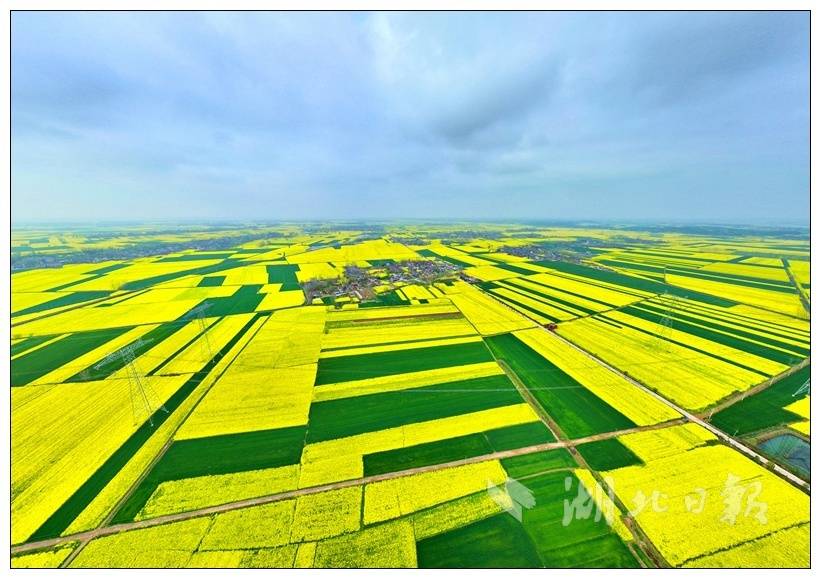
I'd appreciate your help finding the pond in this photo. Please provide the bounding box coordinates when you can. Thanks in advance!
[758,433,810,478]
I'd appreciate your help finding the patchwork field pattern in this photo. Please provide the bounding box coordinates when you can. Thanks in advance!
[11,224,810,568]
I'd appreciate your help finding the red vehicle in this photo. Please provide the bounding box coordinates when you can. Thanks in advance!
[546,323,558,332]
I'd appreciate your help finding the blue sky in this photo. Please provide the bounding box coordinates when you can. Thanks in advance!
[11,11,809,223]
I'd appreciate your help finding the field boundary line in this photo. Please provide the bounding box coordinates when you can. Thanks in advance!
[11,419,683,557]
[545,327,811,493]
[697,356,810,418]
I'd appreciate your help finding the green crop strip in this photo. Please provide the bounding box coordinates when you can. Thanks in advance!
[314,340,495,385]
[307,374,523,443]
[362,422,554,476]
[532,260,737,307]
[11,334,58,357]
[710,366,810,436]
[624,303,809,363]
[265,264,301,290]
[11,326,133,386]
[575,438,643,471]
[65,321,191,383]
[112,424,307,524]
[27,313,263,542]
[197,275,226,287]
[500,448,576,479]
[485,333,636,439]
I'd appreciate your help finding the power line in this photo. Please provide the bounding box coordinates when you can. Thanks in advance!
[94,338,168,427]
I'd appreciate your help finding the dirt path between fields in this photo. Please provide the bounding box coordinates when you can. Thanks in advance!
[12,419,683,558]
[696,357,810,419]
[546,328,811,493]
[782,258,811,315]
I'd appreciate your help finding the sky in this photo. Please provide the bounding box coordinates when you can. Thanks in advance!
[11,11,809,224]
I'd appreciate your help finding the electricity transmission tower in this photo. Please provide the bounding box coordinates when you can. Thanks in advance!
[654,293,686,351]
[793,378,810,398]
[95,338,168,426]
[186,303,214,359]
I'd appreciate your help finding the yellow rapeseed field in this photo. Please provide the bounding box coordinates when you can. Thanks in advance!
[12,375,189,544]
[443,283,535,335]
[608,444,809,566]
[514,328,682,425]
[559,317,766,410]
[363,460,507,524]
[312,361,503,402]
[136,465,301,520]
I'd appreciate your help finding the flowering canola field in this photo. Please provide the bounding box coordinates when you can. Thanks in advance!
[10,224,809,568]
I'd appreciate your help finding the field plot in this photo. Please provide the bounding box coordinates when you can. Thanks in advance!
[485,332,637,438]
[10,224,810,568]
[605,424,810,567]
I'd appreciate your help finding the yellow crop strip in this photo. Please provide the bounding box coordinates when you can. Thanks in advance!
[463,265,520,281]
[28,324,160,386]
[12,291,70,313]
[240,306,326,368]
[525,271,647,306]
[137,465,300,521]
[559,317,765,410]
[784,396,809,420]
[321,317,476,350]
[70,518,212,568]
[256,289,305,311]
[175,307,324,439]
[363,460,507,524]
[443,283,535,335]
[13,298,204,336]
[425,244,496,266]
[12,544,76,568]
[155,314,255,376]
[299,404,539,487]
[12,263,107,292]
[327,302,458,322]
[63,316,268,535]
[504,277,611,312]
[289,486,362,542]
[682,523,809,568]
[11,375,189,544]
[221,264,270,285]
[574,469,632,542]
[286,239,420,264]
[313,361,503,402]
[645,298,809,351]
[296,263,343,283]
[616,423,715,463]
[65,260,224,292]
[176,364,317,439]
[514,329,681,425]
[319,335,481,359]
[312,520,417,568]
[666,274,802,317]
[608,445,810,567]
[603,310,788,376]
[399,284,437,300]
[200,500,295,551]
[698,262,791,283]
[490,287,579,320]
[411,490,507,541]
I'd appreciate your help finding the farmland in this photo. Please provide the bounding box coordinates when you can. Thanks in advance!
[10,222,810,568]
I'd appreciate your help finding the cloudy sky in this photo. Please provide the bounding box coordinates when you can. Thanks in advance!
[11,11,809,223]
